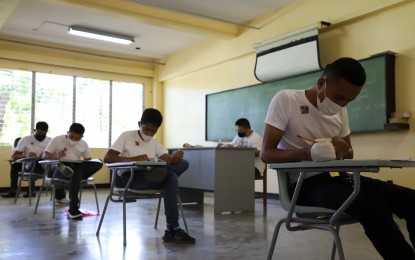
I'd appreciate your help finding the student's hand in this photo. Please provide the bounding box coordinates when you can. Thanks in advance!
[28,152,38,157]
[170,150,184,164]
[133,154,149,161]
[56,148,67,159]
[331,136,352,160]
[311,140,336,161]
[217,143,233,148]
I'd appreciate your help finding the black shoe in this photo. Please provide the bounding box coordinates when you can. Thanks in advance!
[68,209,83,220]
[162,228,196,244]
[23,192,36,198]
[1,191,17,198]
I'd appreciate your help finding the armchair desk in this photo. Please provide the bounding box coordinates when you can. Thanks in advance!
[269,159,415,225]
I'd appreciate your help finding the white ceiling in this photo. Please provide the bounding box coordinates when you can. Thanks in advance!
[0,0,294,59]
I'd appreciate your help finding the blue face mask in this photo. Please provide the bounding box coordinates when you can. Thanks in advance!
[317,80,343,116]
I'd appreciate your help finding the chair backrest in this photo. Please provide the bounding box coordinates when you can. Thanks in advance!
[13,137,21,148]
[277,171,336,216]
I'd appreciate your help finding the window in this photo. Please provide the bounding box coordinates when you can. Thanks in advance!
[35,73,74,138]
[0,68,144,148]
[76,77,110,147]
[0,69,32,146]
[111,81,144,143]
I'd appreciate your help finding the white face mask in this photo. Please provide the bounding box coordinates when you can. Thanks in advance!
[139,129,152,142]
[317,80,343,116]
[67,138,79,146]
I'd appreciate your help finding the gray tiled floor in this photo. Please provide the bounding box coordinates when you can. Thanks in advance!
[0,188,402,259]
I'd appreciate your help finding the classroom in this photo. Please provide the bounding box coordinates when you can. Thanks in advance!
[1,0,415,259]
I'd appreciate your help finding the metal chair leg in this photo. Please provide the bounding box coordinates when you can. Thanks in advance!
[34,181,45,215]
[79,186,83,208]
[123,198,127,246]
[267,218,286,260]
[327,226,345,260]
[330,226,341,260]
[154,197,162,229]
[178,195,188,233]
[14,178,23,204]
[91,183,100,213]
[28,180,33,206]
[52,186,56,219]
[96,194,111,237]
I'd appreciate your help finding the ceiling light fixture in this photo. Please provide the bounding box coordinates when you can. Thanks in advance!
[68,26,134,45]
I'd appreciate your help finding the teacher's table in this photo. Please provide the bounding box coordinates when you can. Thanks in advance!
[169,147,255,214]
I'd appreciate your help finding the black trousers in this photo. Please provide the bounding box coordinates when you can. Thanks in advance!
[9,162,43,191]
[54,161,103,210]
[296,172,415,260]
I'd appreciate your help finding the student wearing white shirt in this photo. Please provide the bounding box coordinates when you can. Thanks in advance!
[104,108,195,244]
[43,123,103,220]
[261,57,415,259]
[1,121,51,198]
[218,118,266,177]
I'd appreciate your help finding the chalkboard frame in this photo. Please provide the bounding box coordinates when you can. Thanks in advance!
[205,52,396,141]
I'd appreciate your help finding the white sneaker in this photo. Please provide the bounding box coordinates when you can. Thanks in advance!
[60,164,74,177]
[55,198,69,205]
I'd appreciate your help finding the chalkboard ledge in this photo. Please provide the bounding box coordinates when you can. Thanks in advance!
[383,123,410,131]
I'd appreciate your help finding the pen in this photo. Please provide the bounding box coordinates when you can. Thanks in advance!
[297,135,319,143]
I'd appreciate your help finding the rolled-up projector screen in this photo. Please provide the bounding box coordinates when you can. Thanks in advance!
[254,28,321,82]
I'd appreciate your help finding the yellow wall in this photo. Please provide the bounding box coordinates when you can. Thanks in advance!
[0,147,110,186]
[159,0,415,193]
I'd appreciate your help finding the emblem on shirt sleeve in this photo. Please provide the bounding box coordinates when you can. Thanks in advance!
[30,142,34,145]
[300,105,309,114]
[135,141,140,146]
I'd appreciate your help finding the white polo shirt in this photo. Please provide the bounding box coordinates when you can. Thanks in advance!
[16,134,52,157]
[231,131,266,174]
[44,135,91,160]
[265,89,350,183]
[110,130,167,159]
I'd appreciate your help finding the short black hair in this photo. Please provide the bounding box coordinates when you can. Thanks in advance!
[235,118,251,129]
[35,121,48,131]
[69,123,85,135]
[323,57,366,87]
[141,108,163,127]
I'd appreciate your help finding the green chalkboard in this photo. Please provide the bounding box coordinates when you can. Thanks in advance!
[206,53,396,141]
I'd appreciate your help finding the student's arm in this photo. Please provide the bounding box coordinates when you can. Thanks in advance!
[260,123,312,164]
[11,150,25,160]
[103,149,149,163]
[43,147,68,160]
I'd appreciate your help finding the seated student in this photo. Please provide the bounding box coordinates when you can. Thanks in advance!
[43,123,103,220]
[217,118,266,177]
[1,122,51,198]
[260,57,415,259]
[103,108,195,244]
